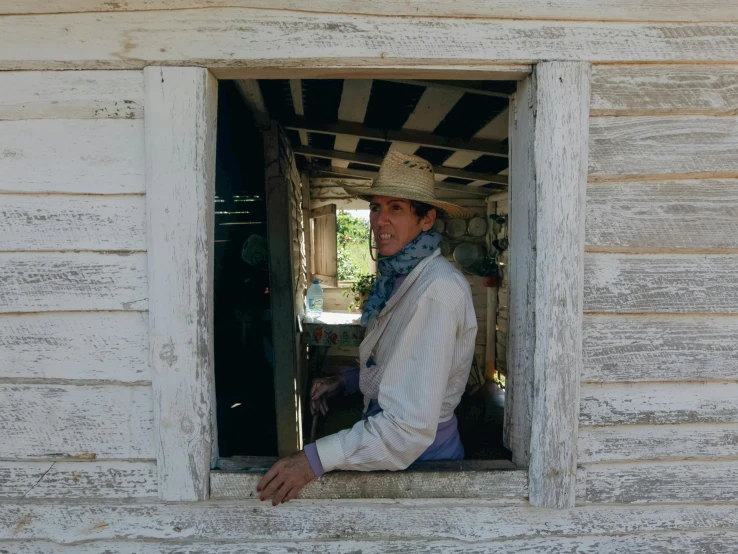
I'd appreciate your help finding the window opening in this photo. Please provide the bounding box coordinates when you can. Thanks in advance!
[213,77,514,463]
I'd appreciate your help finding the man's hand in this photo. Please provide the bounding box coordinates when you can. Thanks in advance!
[257,451,315,505]
[310,375,343,416]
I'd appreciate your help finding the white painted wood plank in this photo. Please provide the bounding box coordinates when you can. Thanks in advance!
[0,252,147,313]
[591,65,738,115]
[6,533,738,554]
[3,501,738,542]
[212,469,527,500]
[442,107,509,173]
[3,12,738,70]
[333,79,372,167]
[0,461,157,499]
[583,253,738,313]
[586,179,738,249]
[0,194,146,251]
[504,76,535,467]
[3,0,738,21]
[583,460,738,504]
[528,62,590,509]
[582,314,738,382]
[589,116,738,177]
[0,119,145,193]
[0,70,143,120]
[0,311,149,382]
[580,382,738,426]
[0,384,154,458]
[578,423,738,463]
[144,67,217,501]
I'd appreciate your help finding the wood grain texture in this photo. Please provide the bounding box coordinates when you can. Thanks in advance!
[211,469,528,500]
[583,253,738,313]
[586,179,738,249]
[144,67,217,501]
[0,70,143,120]
[582,460,738,503]
[0,384,154,458]
[0,252,147,313]
[528,62,590,509]
[0,119,145,193]
[4,0,738,21]
[580,382,738,426]
[0,311,149,381]
[2,11,738,70]
[582,314,738,382]
[578,423,738,463]
[3,501,738,542]
[591,65,738,115]
[0,461,157,499]
[0,194,146,251]
[504,74,535,466]
[589,116,738,177]
[5,533,738,554]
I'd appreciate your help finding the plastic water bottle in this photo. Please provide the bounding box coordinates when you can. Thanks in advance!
[306,280,324,319]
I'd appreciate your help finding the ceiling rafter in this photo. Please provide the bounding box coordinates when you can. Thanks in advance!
[284,116,507,158]
[332,79,373,169]
[234,80,270,129]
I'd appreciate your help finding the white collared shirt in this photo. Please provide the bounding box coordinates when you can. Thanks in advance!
[315,250,478,472]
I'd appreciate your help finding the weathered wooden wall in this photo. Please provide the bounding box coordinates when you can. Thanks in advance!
[0,70,157,500]
[578,64,738,505]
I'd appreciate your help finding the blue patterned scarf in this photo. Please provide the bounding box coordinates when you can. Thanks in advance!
[361,230,442,327]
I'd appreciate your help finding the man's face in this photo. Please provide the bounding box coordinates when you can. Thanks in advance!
[369,196,436,257]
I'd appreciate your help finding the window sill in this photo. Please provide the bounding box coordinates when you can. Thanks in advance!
[211,457,527,501]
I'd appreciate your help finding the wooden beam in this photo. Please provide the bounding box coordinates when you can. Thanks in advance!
[386,79,511,99]
[233,79,269,129]
[295,146,508,185]
[3,12,738,71]
[284,116,507,157]
[333,79,373,168]
[288,79,309,147]
[527,61,590,510]
[144,66,218,501]
[390,85,464,155]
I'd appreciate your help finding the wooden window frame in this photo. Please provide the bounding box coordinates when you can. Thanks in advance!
[145,63,589,508]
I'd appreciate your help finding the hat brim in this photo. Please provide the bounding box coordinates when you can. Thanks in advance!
[343,185,473,219]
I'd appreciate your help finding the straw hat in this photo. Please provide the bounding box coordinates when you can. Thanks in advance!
[343,151,472,219]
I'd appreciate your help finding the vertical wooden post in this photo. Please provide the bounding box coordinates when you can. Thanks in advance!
[144,67,218,501]
[528,61,590,509]
[265,123,303,456]
[505,73,537,467]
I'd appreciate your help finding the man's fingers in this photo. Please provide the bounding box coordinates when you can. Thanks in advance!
[272,483,288,506]
[282,485,300,504]
[320,398,328,416]
[256,463,281,494]
[259,465,285,499]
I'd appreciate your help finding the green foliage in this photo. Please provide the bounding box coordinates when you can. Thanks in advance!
[336,210,371,281]
[342,273,377,312]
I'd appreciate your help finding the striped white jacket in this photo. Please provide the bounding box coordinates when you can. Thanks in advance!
[315,249,477,472]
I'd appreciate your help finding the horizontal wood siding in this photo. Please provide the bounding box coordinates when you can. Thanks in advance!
[0,311,149,382]
[589,116,738,178]
[583,68,738,506]
[0,384,154,459]
[578,423,738,463]
[586,179,738,250]
[0,194,146,251]
[3,0,738,21]
[1,11,738,71]
[583,253,738,314]
[0,119,145,194]
[580,382,738,426]
[0,252,148,313]
[2,501,738,543]
[583,461,738,504]
[0,70,144,120]
[0,461,157,499]
[582,315,738,382]
[591,65,738,115]
[0,70,153,499]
